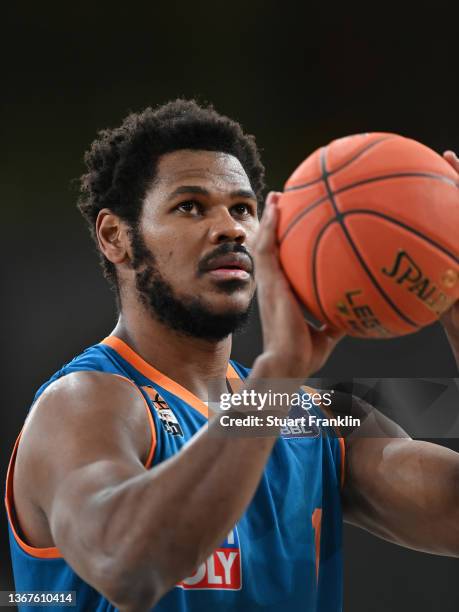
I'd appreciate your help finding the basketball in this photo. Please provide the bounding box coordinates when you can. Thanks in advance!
[277,133,459,338]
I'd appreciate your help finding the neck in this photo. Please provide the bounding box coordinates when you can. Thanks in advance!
[111,303,232,401]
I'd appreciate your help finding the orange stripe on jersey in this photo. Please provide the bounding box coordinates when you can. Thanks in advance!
[226,363,245,395]
[338,436,346,489]
[226,362,241,382]
[102,336,243,420]
[111,373,157,469]
[102,336,209,418]
[311,507,323,582]
[5,434,62,559]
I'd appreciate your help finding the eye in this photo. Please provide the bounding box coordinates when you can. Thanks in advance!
[232,203,254,217]
[176,200,202,214]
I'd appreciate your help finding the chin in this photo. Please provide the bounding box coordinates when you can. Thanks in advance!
[205,290,253,314]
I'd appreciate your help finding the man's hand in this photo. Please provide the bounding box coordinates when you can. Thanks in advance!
[254,192,344,379]
[441,151,459,366]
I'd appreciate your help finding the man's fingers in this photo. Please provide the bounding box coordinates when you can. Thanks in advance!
[440,299,459,330]
[265,191,281,208]
[310,326,344,350]
[443,150,459,173]
[255,191,284,274]
[256,196,277,252]
[326,328,346,345]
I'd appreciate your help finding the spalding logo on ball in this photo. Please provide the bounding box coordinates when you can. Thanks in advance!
[277,133,459,338]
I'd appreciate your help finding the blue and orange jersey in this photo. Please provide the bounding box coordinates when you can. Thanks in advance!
[6,336,344,611]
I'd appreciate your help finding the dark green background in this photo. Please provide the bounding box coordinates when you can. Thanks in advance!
[2,2,458,610]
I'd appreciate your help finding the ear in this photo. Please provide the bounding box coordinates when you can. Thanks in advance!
[96,209,131,265]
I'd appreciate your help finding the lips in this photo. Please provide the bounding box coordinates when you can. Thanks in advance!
[203,253,252,274]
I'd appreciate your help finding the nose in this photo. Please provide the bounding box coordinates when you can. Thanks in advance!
[208,208,247,245]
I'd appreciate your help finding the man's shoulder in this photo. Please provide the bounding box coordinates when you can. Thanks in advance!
[21,342,149,446]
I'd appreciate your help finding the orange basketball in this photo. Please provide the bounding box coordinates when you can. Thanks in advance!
[277,133,459,338]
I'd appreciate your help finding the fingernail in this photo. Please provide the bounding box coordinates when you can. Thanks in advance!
[266,192,275,206]
[271,192,281,206]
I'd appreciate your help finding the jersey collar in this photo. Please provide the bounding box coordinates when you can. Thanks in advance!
[101,335,242,419]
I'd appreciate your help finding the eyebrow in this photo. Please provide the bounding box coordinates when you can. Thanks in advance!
[167,185,257,201]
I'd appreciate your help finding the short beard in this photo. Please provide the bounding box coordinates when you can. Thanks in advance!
[130,228,253,341]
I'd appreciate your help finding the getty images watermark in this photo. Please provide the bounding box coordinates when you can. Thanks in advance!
[207,380,362,438]
[218,389,359,429]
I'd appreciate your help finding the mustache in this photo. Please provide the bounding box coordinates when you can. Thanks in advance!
[198,243,254,276]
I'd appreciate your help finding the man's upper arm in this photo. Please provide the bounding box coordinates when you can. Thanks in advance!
[12,371,154,574]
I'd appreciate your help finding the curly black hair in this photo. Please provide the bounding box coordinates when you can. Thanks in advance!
[78,99,265,289]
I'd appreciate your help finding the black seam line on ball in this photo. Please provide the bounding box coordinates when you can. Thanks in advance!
[334,171,458,194]
[320,147,419,328]
[279,194,330,243]
[280,171,459,245]
[341,210,459,264]
[311,217,340,326]
[284,135,394,192]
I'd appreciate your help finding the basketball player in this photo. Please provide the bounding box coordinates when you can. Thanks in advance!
[6,100,459,612]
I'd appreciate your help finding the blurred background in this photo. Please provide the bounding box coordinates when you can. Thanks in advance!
[2,1,458,610]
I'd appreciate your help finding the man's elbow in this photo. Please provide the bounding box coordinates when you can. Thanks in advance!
[53,518,167,609]
[97,543,209,609]
[93,556,164,611]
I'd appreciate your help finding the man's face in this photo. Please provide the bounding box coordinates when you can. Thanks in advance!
[130,150,260,340]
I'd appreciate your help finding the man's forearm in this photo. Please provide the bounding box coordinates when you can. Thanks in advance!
[82,356,303,610]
